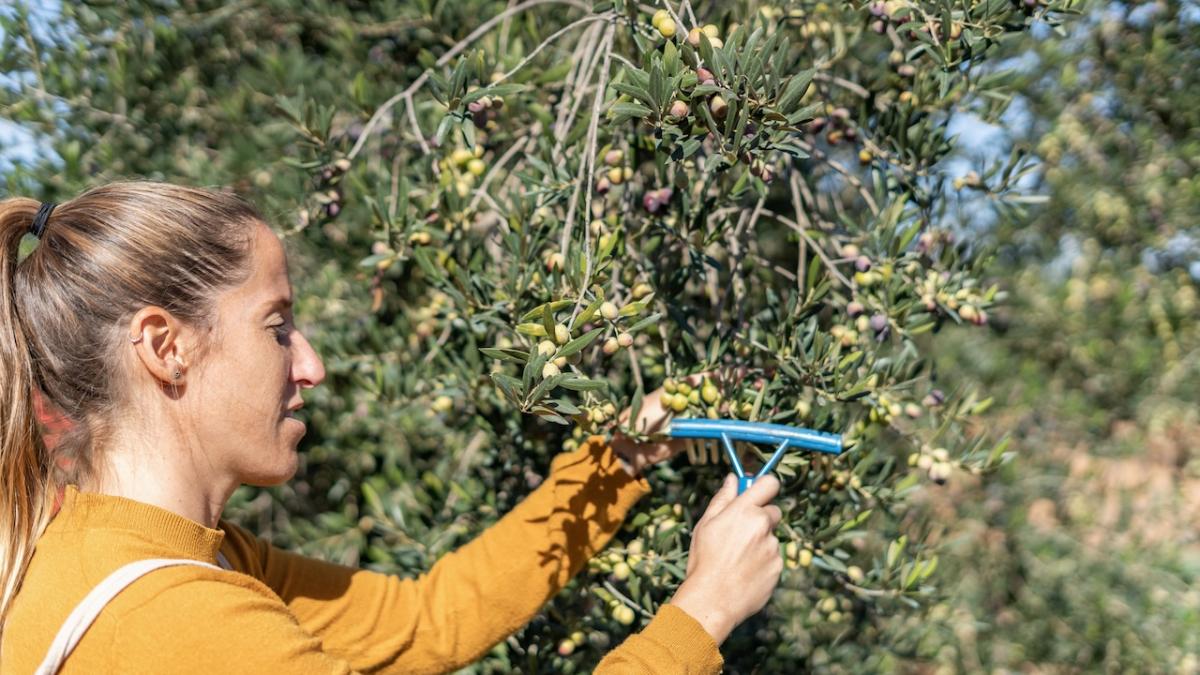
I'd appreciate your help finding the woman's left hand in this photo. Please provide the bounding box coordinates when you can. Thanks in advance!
[609,373,709,476]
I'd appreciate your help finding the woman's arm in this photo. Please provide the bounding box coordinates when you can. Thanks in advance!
[219,435,655,675]
[593,473,786,675]
[593,604,724,673]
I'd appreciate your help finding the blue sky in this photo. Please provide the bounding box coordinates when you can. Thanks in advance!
[0,0,63,175]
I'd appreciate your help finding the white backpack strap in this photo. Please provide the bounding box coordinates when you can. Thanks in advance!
[34,557,224,675]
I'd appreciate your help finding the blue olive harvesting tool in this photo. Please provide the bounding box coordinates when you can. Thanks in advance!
[669,419,844,494]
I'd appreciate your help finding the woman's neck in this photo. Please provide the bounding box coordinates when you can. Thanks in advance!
[84,435,235,529]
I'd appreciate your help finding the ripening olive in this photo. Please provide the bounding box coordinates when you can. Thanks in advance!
[602,337,620,355]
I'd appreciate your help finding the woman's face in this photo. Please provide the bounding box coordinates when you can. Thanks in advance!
[190,221,325,487]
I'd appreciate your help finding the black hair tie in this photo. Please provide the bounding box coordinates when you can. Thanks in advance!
[29,202,56,239]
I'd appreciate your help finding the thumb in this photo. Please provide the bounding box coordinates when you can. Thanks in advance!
[738,473,781,507]
[699,474,738,524]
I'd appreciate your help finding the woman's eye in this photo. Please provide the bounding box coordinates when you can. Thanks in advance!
[271,323,290,342]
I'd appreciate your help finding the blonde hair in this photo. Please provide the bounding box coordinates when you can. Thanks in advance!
[0,180,261,633]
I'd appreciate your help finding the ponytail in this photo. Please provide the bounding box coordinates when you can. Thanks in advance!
[0,198,53,634]
[0,182,260,636]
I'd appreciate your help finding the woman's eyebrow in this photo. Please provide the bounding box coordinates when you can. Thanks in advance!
[260,296,294,313]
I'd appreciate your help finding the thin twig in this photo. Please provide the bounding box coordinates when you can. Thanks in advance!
[608,52,637,70]
[679,0,698,27]
[388,151,404,223]
[402,93,432,157]
[769,212,851,289]
[751,253,797,282]
[498,0,519,56]
[441,430,489,515]
[788,173,849,286]
[553,23,607,152]
[564,24,617,323]
[468,133,533,212]
[794,140,880,215]
[340,16,432,37]
[712,200,758,333]
[792,170,831,230]
[657,0,695,34]
[348,0,590,161]
[814,72,873,101]
[734,196,767,328]
[602,580,655,618]
[626,344,645,393]
[494,14,611,85]
[552,24,599,140]
[798,225,808,293]
[422,322,455,365]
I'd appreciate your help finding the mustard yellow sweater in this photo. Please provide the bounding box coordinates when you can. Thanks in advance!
[1,437,723,673]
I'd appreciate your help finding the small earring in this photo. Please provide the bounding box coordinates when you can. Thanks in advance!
[130,335,143,344]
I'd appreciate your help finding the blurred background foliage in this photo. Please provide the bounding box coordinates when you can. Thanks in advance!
[2,0,1197,672]
[918,1,1200,671]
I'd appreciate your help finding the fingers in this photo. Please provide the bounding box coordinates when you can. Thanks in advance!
[738,474,781,507]
[661,437,688,460]
[617,388,658,427]
[619,388,677,435]
[762,504,782,529]
[698,474,738,524]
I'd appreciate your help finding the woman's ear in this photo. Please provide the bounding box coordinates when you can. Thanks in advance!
[127,306,190,384]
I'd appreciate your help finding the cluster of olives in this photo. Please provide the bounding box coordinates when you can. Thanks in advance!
[907,445,954,484]
[594,148,634,194]
[437,145,487,200]
[408,290,453,346]
[646,10,724,45]
[660,377,723,417]
[812,592,857,625]
[914,268,990,325]
[867,392,922,425]
[587,512,684,628]
[465,90,504,131]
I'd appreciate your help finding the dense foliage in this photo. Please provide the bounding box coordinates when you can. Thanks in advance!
[1,1,1151,672]
[914,1,1200,671]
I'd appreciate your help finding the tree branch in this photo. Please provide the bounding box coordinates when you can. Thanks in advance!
[348,0,591,161]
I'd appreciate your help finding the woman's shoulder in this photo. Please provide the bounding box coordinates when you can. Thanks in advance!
[3,541,291,674]
[102,563,339,672]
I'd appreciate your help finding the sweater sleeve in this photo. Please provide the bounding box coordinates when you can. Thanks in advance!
[218,435,653,674]
[594,604,725,674]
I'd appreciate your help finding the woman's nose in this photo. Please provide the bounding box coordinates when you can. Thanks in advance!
[292,331,326,388]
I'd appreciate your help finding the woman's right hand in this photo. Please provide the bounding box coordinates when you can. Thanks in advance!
[667,474,784,644]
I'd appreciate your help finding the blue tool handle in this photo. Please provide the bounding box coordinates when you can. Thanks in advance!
[734,439,789,494]
[737,476,755,495]
[667,418,845,495]
[669,418,843,455]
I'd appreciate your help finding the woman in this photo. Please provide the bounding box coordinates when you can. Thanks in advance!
[0,182,784,673]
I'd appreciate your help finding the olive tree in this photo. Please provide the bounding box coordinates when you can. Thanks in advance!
[1,0,1075,670]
